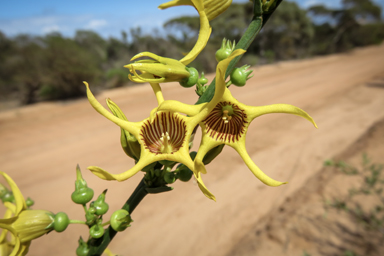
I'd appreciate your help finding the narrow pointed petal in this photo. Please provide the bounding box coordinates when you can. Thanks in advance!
[232,144,287,187]
[194,138,221,174]
[158,0,192,9]
[204,0,232,20]
[84,82,140,137]
[248,104,318,128]
[0,172,26,215]
[130,63,190,78]
[195,172,216,201]
[157,100,207,117]
[88,158,150,181]
[130,51,162,62]
[129,68,166,83]
[0,208,13,242]
[180,3,211,65]
[150,83,164,104]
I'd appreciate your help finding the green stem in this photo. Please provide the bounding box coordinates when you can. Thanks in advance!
[83,204,88,214]
[101,221,110,227]
[86,178,148,256]
[69,220,87,225]
[196,0,283,105]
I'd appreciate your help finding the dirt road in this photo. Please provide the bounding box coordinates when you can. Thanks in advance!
[1,44,384,256]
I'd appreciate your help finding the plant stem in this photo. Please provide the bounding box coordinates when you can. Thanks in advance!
[86,178,148,256]
[69,220,87,225]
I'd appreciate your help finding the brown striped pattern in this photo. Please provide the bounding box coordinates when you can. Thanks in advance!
[204,101,247,143]
[140,112,186,154]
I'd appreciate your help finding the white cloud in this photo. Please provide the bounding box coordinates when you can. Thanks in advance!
[85,19,107,29]
[42,24,60,34]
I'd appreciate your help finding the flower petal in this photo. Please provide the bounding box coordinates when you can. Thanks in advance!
[84,82,141,137]
[180,1,211,65]
[194,137,221,174]
[88,158,152,181]
[232,144,287,187]
[158,0,193,10]
[0,172,26,215]
[194,172,216,201]
[248,104,318,128]
[130,51,161,62]
[157,100,207,117]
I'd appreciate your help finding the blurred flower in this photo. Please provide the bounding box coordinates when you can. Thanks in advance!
[124,52,190,84]
[159,0,232,21]
[155,52,318,200]
[0,172,55,256]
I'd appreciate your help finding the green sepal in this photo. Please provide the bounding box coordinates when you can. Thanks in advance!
[215,38,236,62]
[71,165,94,205]
[93,189,109,216]
[89,220,105,239]
[110,209,133,232]
[230,65,254,87]
[76,236,90,256]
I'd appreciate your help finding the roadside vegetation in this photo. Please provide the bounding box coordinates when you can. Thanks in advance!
[0,0,383,105]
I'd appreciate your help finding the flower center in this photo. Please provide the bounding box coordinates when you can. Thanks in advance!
[141,112,186,154]
[204,101,247,143]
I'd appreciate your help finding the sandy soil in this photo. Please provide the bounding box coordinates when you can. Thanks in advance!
[1,44,384,256]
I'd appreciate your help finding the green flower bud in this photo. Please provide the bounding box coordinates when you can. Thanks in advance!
[76,237,90,256]
[230,65,254,87]
[203,144,225,165]
[0,183,8,198]
[179,67,199,88]
[1,191,14,203]
[85,210,97,226]
[142,162,157,172]
[89,220,104,239]
[25,197,34,207]
[177,166,193,182]
[107,99,141,160]
[159,159,175,167]
[93,190,109,216]
[164,172,176,184]
[198,72,208,86]
[110,209,132,232]
[71,165,94,205]
[53,212,70,232]
[215,38,235,62]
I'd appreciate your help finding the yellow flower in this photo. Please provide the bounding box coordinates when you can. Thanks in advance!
[161,0,212,65]
[0,172,54,256]
[159,0,232,21]
[155,61,317,201]
[124,52,190,84]
[84,50,245,201]
[125,0,213,84]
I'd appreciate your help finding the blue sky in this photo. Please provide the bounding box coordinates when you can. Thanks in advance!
[0,0,383,38]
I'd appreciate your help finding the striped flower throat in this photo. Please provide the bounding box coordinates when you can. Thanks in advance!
[204,101,247,143]
[141,112,186,154]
